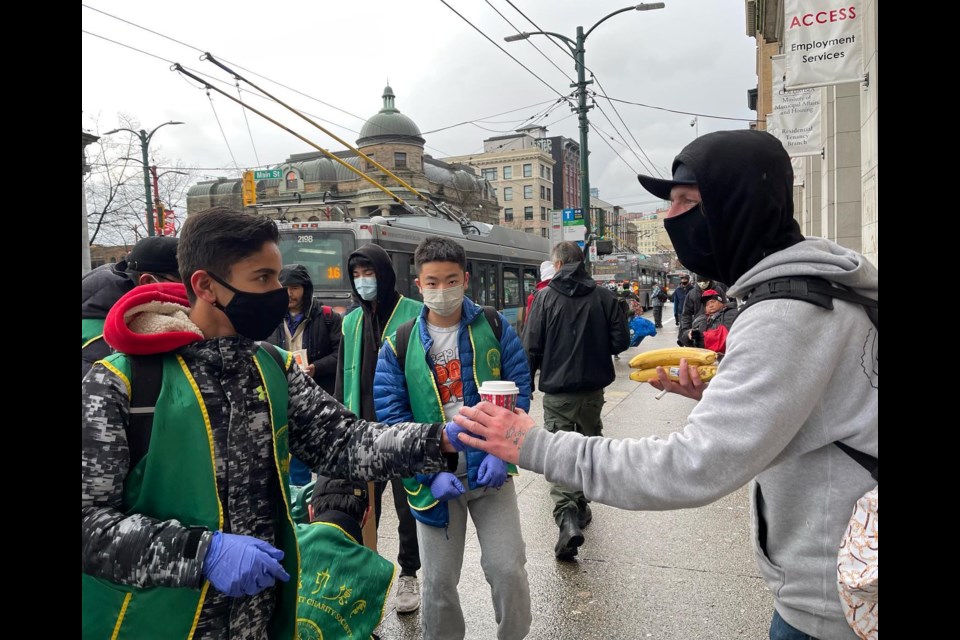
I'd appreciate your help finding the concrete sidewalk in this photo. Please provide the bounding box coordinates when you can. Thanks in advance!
[376,304,771,639]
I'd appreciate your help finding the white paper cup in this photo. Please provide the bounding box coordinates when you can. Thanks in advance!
[479,380,519,411]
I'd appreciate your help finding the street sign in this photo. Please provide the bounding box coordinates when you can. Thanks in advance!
[562,208,585,226]
[588,244,598,262]
[254,169,282,180]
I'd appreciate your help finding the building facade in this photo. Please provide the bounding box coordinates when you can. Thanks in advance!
[187,86,500,224]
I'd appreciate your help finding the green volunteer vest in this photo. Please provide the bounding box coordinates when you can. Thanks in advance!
[82,318,106,349]
[341,296,422,414]
[392,313,516,512]
[294,521,396,640]
[82,347,299,640]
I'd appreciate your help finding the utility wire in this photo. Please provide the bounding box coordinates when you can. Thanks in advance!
[205,89,240,170]
[437,0,567,99]
[589,122,639,175]
[482,0,573,84]
[235,79,261,166]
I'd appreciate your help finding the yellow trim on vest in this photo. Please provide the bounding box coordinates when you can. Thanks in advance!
[189,582,212,639]
[381,295,408,341]
[468,325,482,392]
[82,334,103,350]
[253,353,302,590]
[385,335,396,355]
[408,497,440,511]
[310,520,360,545]
[404,483,425,496]
[175,356,224,530]
[100,359,131,398]
[109,592,133,640]
[378,564,399,628]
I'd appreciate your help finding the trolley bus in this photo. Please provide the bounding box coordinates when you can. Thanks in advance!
[592,253,668,309]
[276,214,550,330]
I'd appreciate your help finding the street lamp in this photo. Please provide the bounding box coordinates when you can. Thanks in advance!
[104,121,184,236]
[505,3,665,269]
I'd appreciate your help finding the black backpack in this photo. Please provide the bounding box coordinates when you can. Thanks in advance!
[393,306,502,371]
[125,342,286,469]
[739,276,877,480]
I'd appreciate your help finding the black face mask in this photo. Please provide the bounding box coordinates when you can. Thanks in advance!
[208,272,289,341]
[664,204,722,282]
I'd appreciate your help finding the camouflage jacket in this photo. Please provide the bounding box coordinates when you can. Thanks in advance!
[81,336,445,639]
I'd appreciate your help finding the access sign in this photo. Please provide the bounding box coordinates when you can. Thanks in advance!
[254,169,282,180]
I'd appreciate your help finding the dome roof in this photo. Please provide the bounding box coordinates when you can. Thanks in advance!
[357,85,425,147]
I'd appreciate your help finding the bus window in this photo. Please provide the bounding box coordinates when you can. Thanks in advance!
[523,268,538,298]
[392,252,418,301]
[474,262,499,308]
[503,267,521,307]
[278,230,356,290]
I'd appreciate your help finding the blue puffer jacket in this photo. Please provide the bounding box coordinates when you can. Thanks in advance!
[374,297,531,527]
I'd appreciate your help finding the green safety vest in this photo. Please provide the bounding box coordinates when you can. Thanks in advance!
[389,313,516,513]
[341,296,422,414]
[82,318,106,350]
[82,347,299,640]
[294,521,396,640]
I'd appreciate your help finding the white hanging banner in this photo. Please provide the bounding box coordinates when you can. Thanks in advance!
[783,0,863,90]
[791,157,805,186]
[771,55,822,157]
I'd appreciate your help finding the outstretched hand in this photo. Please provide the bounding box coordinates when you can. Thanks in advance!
[647,358,707,401]
[452,402,536,465]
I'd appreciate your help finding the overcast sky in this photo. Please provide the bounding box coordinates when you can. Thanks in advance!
[82,0,757,212]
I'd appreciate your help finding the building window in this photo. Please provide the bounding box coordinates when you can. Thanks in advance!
[540,206,547,221]
[524,206,533,220]
[524,227,534,233]
[503,187,513,201]
[546,187,552,201]
[540,185,546,199]
[504,207,514,221]
[503,165,513,179]
[541,228,550,238]
[365,155,375,171]
[541,164,548,178]
[394,152,407,168]
[523,185,533,199]
[482,167,497,181]
[523,163,532,178]
[285,171,299,190]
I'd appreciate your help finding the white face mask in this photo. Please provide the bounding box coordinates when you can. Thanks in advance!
[353,277,378,301]
[698,280,711,290]
[421,285,464,317]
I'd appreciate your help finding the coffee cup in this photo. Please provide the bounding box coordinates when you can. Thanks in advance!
[478,380,519,411]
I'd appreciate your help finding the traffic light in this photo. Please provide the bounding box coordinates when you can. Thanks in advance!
[242,171,257,207]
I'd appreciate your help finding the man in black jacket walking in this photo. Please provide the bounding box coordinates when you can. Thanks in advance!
[524,241,629,559]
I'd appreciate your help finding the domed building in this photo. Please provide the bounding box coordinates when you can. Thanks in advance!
[187,86,499,224]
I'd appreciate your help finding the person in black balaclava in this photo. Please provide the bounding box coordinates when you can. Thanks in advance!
[450,131,878,640]
[334,243,425,614]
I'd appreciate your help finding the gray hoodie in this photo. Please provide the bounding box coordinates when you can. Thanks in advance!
[520,238,877,639]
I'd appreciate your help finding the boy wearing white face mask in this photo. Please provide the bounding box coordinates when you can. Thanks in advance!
[334,243,425,612]
[373,236,532,640]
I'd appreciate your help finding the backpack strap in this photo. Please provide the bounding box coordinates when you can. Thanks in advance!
[741,276,877,329]
[127,355,164,469]
[395,307,502,371]
[321,305,334,328]
[257,341,287,371]
[835,442,878,482]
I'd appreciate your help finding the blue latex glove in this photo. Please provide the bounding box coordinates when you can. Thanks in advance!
[202,531,291,597]
[444,421,479,453]
[477,454,508,489]
[430,472,465,501]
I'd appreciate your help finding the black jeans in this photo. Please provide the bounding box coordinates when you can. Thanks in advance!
[652,306,663,327]
[374,477,421,576]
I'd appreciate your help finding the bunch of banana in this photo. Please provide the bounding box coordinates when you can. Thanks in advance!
[628,347,718,383]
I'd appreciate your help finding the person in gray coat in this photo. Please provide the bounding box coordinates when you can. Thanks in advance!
[452,130,878,640]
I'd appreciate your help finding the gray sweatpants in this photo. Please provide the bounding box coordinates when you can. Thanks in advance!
[417,478,531,640]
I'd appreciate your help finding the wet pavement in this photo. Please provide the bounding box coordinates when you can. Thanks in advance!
[374,307,771,639]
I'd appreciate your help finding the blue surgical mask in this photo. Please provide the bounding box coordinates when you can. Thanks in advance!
[354,277,378,301]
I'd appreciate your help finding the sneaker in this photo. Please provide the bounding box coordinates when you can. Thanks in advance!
[394,575,420,614]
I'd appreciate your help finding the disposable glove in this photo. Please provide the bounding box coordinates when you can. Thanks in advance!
[430,472,465,502]
[202,531,290,597]
[444,421,479,453]
[477,454,508,489]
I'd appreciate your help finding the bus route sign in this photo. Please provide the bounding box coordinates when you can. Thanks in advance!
[254,169,282,180]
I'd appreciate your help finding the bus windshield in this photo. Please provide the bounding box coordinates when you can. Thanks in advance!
[277,229,356,291]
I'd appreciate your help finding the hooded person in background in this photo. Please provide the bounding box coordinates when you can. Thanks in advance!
[267,264,343,486]
[453,130,878,640]
[82,236,181,378]
[678,275,728,344]
[525,259,556,318]
[671,275,693,331]
[334,243,425,613]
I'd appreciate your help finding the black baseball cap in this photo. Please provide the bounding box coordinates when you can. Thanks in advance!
[637,163,698,201]
[124,236,179,274]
